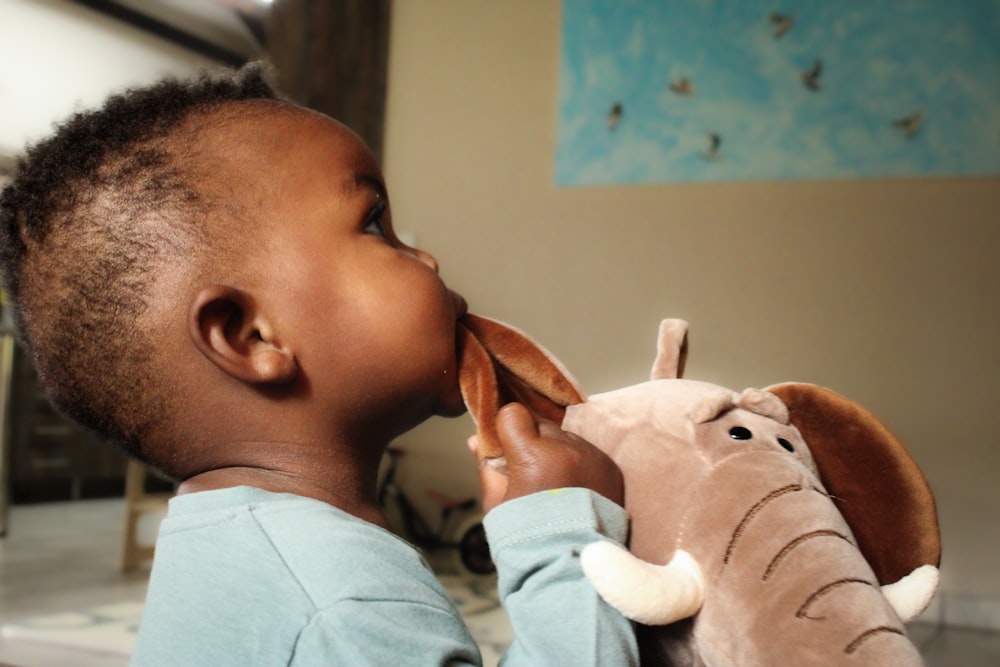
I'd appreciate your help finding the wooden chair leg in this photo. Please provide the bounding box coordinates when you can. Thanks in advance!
[119,460,172,572]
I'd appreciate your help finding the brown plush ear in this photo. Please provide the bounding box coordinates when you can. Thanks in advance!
[457,314,585,459]
[767,382,941,585]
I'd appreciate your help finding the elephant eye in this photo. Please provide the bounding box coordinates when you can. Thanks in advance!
[777,437,795,452]
[729,426,752,440]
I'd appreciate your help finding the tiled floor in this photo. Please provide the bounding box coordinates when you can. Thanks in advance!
[0,499,997,666]
[0,499,146,667]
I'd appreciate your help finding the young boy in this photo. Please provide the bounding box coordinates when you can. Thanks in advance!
[0,64,637,665]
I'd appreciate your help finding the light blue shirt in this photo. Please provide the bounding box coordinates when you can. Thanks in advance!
[131,486,637,666]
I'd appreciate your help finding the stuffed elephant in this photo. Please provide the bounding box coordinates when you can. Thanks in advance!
[457,315,941,667]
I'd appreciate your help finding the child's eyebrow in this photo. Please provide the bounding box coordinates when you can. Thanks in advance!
[352,173,387,200]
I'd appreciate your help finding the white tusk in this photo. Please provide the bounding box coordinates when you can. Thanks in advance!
[581,541,704,625]
[882,564,940,623]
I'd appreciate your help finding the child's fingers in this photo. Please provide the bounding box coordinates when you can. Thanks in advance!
[495,403,541,453]
[468,435,508,514]
[495,402,556,475]
[493,401,625,505]
[495,402,573,499]
[477,462,508,515]
[497,402,578,452]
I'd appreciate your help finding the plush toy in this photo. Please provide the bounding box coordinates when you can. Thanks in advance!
[457,314,940,666]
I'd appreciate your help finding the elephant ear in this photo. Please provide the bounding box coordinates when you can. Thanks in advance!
[457,314,586,459]
[767,382,940,586]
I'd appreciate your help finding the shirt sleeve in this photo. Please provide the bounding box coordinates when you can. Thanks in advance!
[484,488,639,666]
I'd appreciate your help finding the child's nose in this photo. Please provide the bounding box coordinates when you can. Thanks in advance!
[411,247,439,273]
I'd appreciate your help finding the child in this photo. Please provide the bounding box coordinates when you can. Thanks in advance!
[0,64,637,665]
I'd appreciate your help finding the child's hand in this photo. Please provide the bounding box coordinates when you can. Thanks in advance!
[469,402,624,514]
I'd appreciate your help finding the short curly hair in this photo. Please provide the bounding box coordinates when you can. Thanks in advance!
[0,62,280,467]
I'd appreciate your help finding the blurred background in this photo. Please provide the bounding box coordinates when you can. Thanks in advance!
[0,1,997,665]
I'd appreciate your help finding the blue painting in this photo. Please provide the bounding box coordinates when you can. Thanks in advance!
[555,0,1000,185]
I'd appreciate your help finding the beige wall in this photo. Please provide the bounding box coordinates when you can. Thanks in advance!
[383,1,1000,607]
[0,0,219,155]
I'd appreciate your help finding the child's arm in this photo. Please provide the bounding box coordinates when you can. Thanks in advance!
[473,403,639,665]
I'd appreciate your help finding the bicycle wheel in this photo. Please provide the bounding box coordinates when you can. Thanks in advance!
[453,516,495,576]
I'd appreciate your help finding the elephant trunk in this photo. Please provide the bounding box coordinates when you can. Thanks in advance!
[674,453,924,666]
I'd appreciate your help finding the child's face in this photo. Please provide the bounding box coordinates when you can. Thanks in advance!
[211,103,467,437]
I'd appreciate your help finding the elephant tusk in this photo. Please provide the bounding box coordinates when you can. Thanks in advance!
[581,541,704,625]
[882,564,940,623]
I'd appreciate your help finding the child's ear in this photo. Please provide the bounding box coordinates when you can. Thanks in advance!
[189,285,298,385]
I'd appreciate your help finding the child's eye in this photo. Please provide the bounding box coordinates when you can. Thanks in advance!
[362,197,388,238]
[362,215,386,238]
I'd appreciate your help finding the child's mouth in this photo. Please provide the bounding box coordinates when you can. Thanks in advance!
[450,291,468,318]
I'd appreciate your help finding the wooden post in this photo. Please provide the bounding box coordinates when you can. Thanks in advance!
[266,0,392,161]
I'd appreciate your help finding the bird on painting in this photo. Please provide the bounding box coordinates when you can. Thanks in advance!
[892,110,924,139]
[801,59,823,91]
[669,77,695,96]
[703,132,722,161]
[607,102,623,130]
[769,12,795,38]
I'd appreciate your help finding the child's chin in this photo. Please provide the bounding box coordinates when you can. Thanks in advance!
[434,392,468,419]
